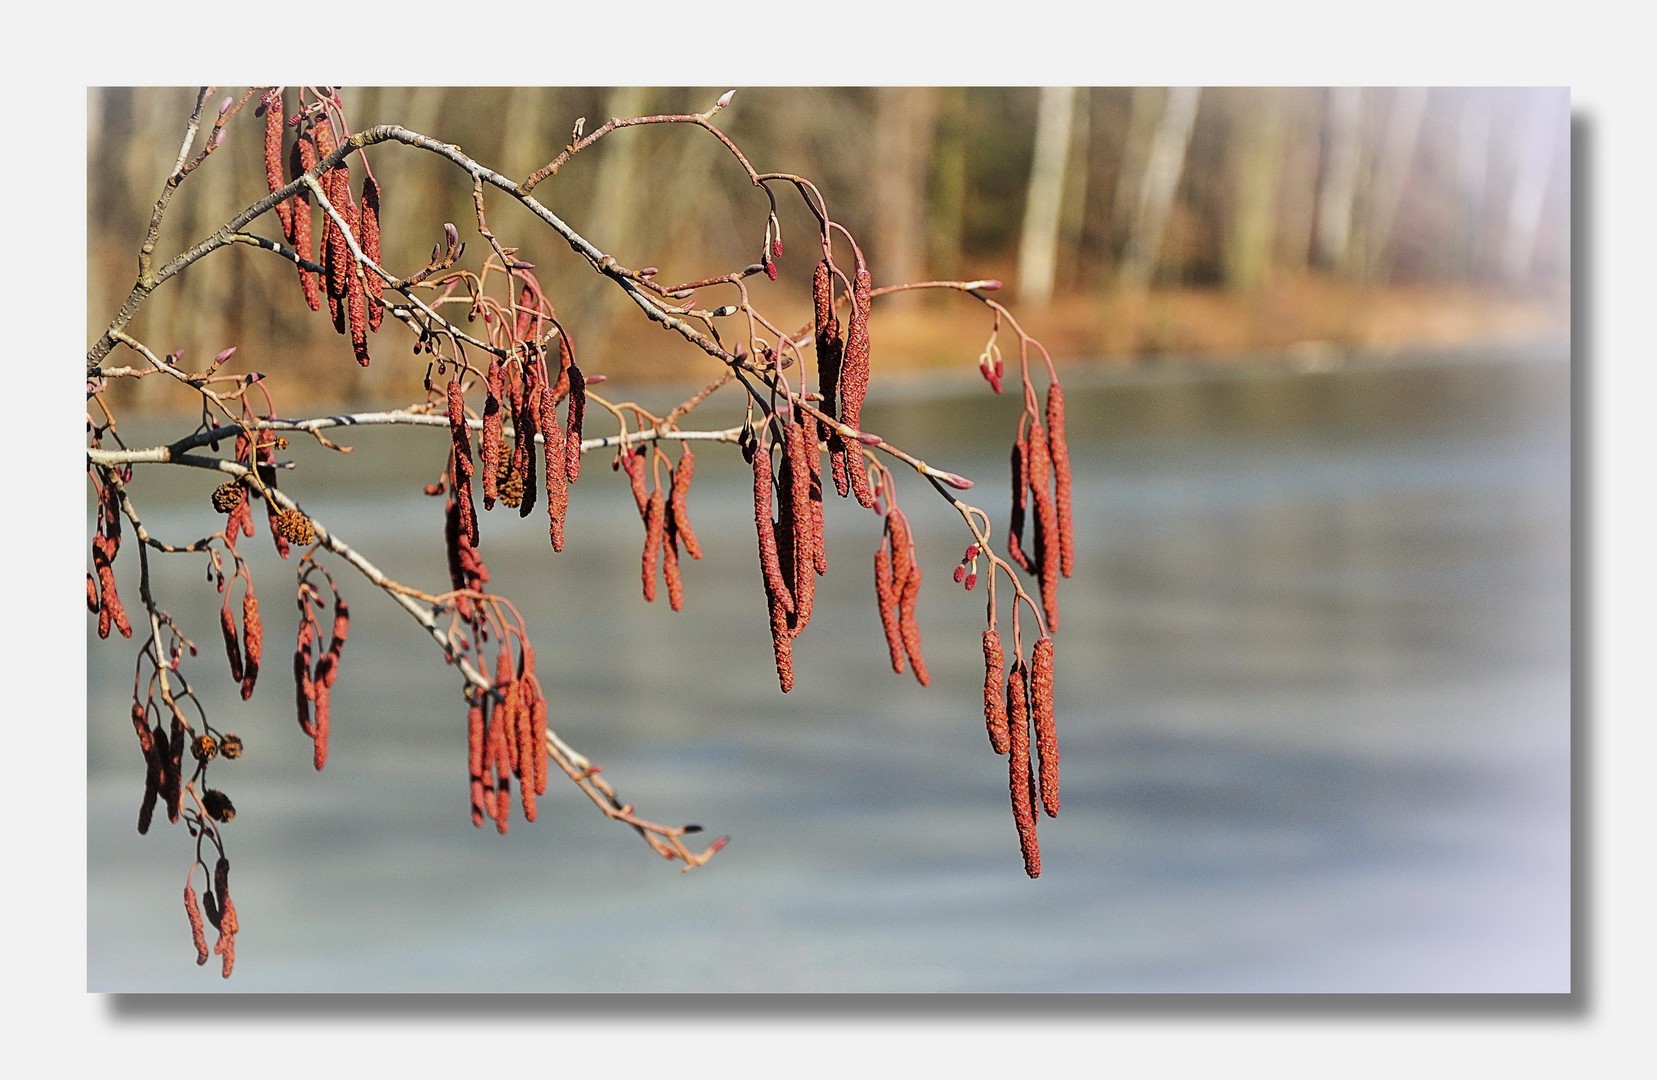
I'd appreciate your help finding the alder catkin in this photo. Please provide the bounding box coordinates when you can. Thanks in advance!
[1029,636,1059,817]
[468,697,486,828]
[1006,662,1041,878]
[1008,436,1034,574]
[1027,420,1060,631]
[812,259,843,441]
[841,267,876,507]
[1045,383,1074,578]
[784,419,815,630]
[360,173,384,331]
[642,488,665,602]
[982,629,1009,755]
[753,437,794,616]
[262,90,292,238]
[482,360,505,508]
[537,380,568,551]
[564,363,586,483]
[220,601,244,684]
[239,587,262,701]
[668,447,702,559]
[874,547,905,675]
[290,121,321,311]
[184,885,210,966]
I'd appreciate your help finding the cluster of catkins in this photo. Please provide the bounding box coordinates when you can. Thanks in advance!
[262,87,383,366]
[183,854,240,979]
[293,564,349,771]
[468,634,551,833]
[88,467,131,640]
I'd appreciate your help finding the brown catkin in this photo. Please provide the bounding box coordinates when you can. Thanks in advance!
[1030,636,1059,817]
[185,885,210,966]
[290,121,320,311]
[768,581,795,693]
[262,90,291,237]
[346,210,371,366]
[1027,421,1060,631]
[841,267,876,507]
[482,359,505,508]
[564,364,586,483]
[165,720,185,824]
[360,173,384,331]
[668,447,701,559]
[214,856,231,911]
[536,381,569,551]
[1046,383,1074,578]
[313,117,349,302]
[983,629,1009,755]
[138,721,163,834]
[807,440,827,577]
[1006,662,1041,878]
[642,488,665,602]
[239,588,262,701]
[874,548,905,674]
[514,363,540,519]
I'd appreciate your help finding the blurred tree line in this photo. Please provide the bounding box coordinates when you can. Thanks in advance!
[88,87,1568,399]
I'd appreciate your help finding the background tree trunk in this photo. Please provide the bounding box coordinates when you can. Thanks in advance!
[1017,86,1080,306]
[872,87,939,308]
[1120,86,1201,290]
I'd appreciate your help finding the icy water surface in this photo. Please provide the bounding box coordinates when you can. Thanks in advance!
[88,350,1571,992]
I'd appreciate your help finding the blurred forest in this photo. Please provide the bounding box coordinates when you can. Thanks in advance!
[87,87,1570,408]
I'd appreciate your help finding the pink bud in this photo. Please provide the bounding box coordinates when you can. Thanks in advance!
[966,543,980,559]
[715,90,736,109]
[953,565,966,584]
[765,260,778,282]
[208,127,225,150]
[215,347,237,364]
[936,471,974,490]
[964,572,977,590]
[444,222,460,248]
[857,431,882,446]
[772,238,783,259]
[218,96,234,118]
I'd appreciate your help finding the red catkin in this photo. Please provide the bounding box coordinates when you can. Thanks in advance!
[898,559,928,687]
[537,380,568,551]
[642,488,665,602]
[1006,662,1042,878]
[1027,421,1060,632]
[312,669,331,771]
[812,259,843,442]
[220,601,244,684]
[841,267,876,507]
[214,897,238,979]
[262,90,292,237]
[294,604,317,737]
[184,884,210,966]
[467,697,486,827]
[482,360,505,508]
[667,447,701,560]
[564,363,586,483]
[239,588,262,701]
[290,119,320,311]
[1007,436,1034,574]
[807,439,827,577]
[1029,636,1059,817]
[784,419,816,631]
[874,548,905,675]
[514,362,540,519]
[664,529,685,611]
[983,629,1009,755]
[360,173,384,331]
[530,685,548,796]
[346,207,371,367]
[753,436,794,617]
[1046,383,1074,578]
